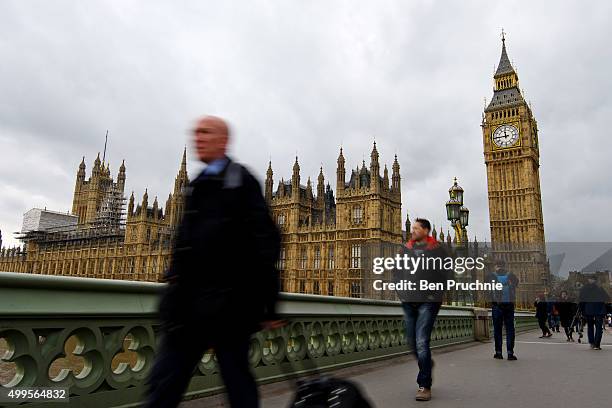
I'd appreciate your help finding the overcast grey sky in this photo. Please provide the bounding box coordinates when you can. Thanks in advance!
[1,0,611,247]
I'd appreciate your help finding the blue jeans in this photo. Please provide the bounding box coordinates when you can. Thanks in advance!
[402,302,441,388]
[585,315,604,347]
[492,303,515,354]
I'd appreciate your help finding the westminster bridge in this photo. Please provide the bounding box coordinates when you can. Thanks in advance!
[0,272,609,408]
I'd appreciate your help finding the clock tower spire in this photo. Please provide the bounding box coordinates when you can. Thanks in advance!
[482,32,549,307]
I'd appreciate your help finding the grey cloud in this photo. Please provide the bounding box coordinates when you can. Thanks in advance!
[1,0,611,247]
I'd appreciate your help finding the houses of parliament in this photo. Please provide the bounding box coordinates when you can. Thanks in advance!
[0,35,550,303]
[0,150,190,283]
[0,142,405,298]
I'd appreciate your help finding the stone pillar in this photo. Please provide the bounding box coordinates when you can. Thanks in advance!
[473,308,490,341]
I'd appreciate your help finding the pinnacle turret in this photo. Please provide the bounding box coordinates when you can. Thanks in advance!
[317,166,325,199]
[391,154,401,191]
[173,148,189,195]
[292,156,300,190]
[128,191,135,215]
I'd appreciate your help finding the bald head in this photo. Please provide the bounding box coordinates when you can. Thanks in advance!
[192,115,230,163]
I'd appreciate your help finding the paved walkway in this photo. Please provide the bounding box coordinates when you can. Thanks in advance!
[184,327,612,408]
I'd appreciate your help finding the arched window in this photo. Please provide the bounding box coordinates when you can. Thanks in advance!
[350,282,362,298]
[352,206,363,224]
[300,248,307,269]
[328,247,335,269]
[328,281,334,296]
[350,244,361,268]
[277,248,286,270]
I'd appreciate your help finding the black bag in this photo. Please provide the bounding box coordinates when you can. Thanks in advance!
[288,375,373,408]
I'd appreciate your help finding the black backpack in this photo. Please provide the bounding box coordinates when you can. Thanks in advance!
[289,375,373,408]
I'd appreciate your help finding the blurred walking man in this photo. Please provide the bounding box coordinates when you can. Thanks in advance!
[393,218,451,401]
[579,276,610,350]
[557,290,577,342]
[146,116,282,408]
[488,259,519,360]
[534,295,552,338]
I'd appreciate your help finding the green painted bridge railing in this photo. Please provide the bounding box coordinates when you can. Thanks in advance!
[0,272,537,407]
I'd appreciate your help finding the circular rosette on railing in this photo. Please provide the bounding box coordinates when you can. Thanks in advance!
[366,321,380,350]
[323,321,341,357]
[259,327,287,366]
[44,327,105,395]
[197,348,218,376]
[107,325,155,388]
[353,321,369,352]
[0,328,39,388]
[305,322,326,360]
[247,334,264,368]
[285,322,307,362]
[340,321,356,354]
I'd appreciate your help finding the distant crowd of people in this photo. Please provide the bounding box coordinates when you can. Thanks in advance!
[534,281,611,349]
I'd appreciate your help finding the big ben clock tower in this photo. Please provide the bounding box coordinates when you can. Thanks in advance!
[482,32,549,307]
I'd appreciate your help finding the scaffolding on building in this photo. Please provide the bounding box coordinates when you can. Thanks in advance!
[15,178,127,246]
[93,182,126,228]
[15,222,126,246]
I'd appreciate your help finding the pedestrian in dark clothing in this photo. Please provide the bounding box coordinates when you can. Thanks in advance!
[557,290,577,341]
[393,218,452,402]
[487,259,519,360]
[578,277,610,350]
[550,297,561,332]
[145,116,282,408]
[534,295,552,338]
[546,298,555,332]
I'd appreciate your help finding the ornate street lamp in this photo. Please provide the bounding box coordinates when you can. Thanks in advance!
[446,178,469,250]
[449,177,464,206]
[445,195,461,221]
[446,177,471,306]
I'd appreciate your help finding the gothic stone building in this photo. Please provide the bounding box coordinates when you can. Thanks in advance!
[266,143,403,298]
[0,150,189,282]
[0,144,404,299]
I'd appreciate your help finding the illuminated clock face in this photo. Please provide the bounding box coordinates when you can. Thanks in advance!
[492,124,519,148]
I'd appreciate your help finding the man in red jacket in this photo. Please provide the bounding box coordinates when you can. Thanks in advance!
[394,218,451,401]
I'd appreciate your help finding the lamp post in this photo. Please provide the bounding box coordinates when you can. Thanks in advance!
[445,178,469,252]
[445,177,471,305]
